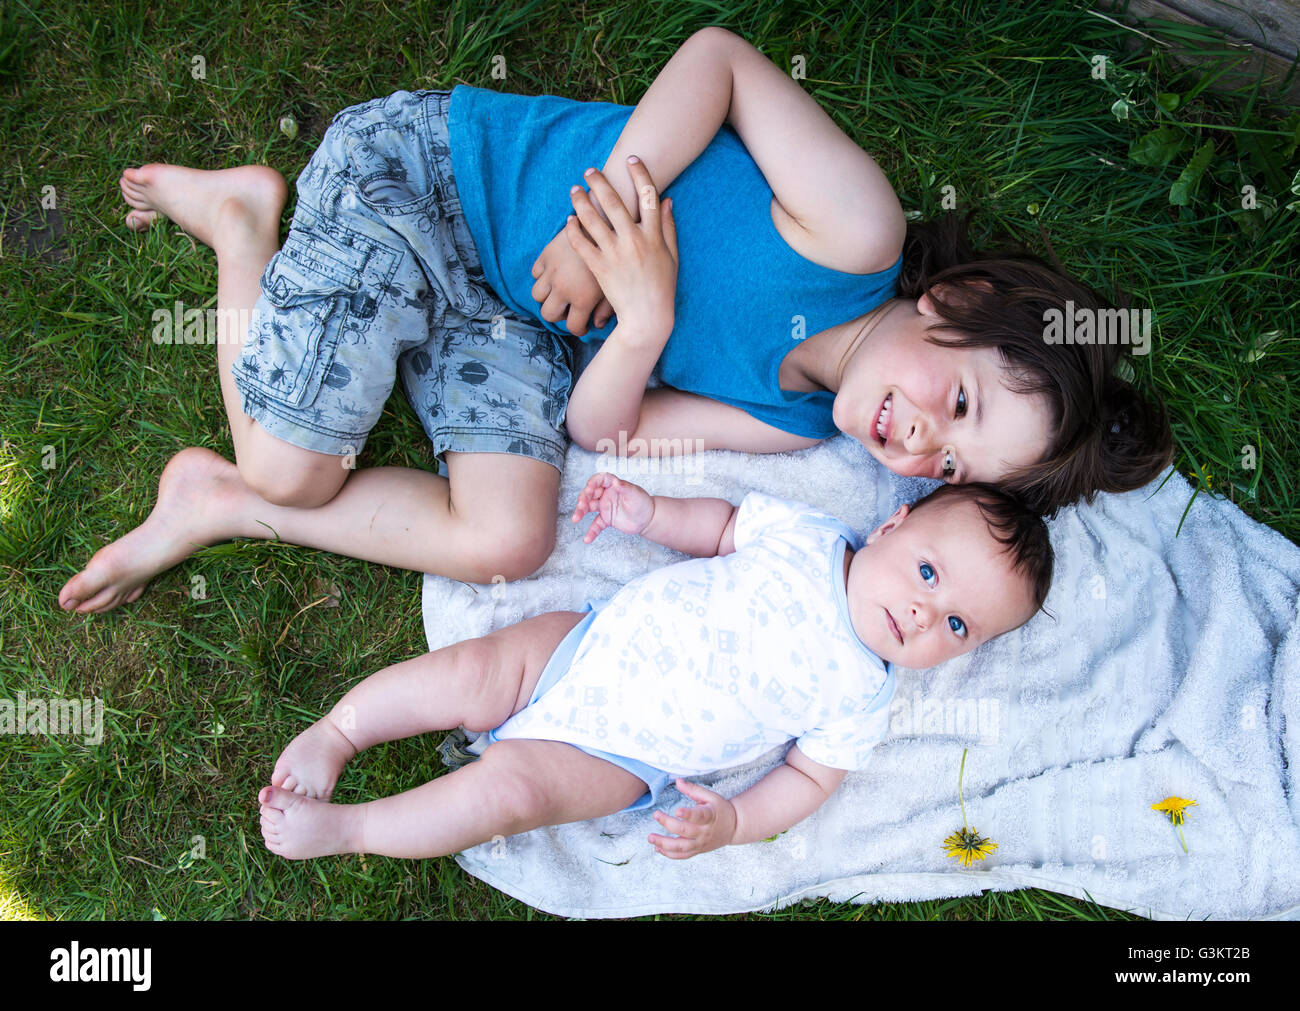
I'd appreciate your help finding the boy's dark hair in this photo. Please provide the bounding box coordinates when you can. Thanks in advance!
[909,481,1054,617]
[895,210,1173,517]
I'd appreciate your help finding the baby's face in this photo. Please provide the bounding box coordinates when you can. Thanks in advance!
[844,497,1037,668]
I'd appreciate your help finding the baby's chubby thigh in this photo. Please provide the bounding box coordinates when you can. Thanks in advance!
[466,610,651,831]
[456,611,590,732]
[469,739,648,833]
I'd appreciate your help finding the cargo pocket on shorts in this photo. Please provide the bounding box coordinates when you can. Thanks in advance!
[242,229,368,408]
[345,116,439,216]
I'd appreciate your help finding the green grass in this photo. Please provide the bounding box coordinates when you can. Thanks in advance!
[1,0,1295,920]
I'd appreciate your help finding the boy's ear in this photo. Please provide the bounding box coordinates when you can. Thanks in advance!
[919,279,994,315]
[865,503,910,544]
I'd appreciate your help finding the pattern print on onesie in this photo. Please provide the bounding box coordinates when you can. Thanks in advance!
[493,494,896,775]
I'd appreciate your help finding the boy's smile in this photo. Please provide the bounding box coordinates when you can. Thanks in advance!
[841,495,1038,669]
[831,291,1055,484]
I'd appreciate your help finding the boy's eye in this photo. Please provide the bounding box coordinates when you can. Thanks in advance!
[948,615,968,638]
[955,387,967,418]
[919,562,936,586]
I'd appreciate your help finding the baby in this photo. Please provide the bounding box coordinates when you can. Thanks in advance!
[257,473,1052,861]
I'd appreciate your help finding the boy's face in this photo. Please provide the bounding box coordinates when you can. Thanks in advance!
[832,287,1054,484]
[844,496,1037,668]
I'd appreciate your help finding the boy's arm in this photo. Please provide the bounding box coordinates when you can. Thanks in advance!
[560,164,820,457]
[605,27,903,268]
[649,745,847,858]
[534,26,905,330]
[560,169,677,452]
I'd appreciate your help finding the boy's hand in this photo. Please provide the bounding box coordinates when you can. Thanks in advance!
[572,473,655,543]
[564,157,678,346]
[648,779,738,859]
[530,229,614,337]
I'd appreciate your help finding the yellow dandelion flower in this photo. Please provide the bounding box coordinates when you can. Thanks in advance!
[942,748,999,867]
[1151,796,1197,826]
[1152,796,1197,853]
[943,827,999,867]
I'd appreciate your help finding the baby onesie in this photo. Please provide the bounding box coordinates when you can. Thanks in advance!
[491,493,895,795]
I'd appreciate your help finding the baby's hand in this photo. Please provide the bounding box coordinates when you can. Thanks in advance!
[572,473,655,544]
[648,779,738,859]
[564,158,678,345]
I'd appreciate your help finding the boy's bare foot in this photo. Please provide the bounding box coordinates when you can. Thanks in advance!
[258,786,366,860]
[119,163,286,249]
[58,447,260,614]
[271,717,358,800]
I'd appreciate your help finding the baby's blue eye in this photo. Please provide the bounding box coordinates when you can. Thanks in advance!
[949,616,967,638]
[919,562,936,585]
[956,388,968,418]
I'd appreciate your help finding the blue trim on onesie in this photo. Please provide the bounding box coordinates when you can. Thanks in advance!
[486,602,674,814]
[828,537,896,711]
[829,538,887,670]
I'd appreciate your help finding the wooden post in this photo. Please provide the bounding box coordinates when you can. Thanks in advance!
[1095,0,1300,102]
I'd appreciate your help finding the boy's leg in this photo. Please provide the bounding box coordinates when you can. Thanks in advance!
[271,610,586,799]
[63,130,566,612]
[259,739,646,860]
[59,445,561,612]
[118,163,340,500]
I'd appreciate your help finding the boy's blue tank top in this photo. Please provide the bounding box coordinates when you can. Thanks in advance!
[447,84,902,439]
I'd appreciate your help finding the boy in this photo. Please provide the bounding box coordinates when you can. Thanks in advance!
[257,472,1051,861]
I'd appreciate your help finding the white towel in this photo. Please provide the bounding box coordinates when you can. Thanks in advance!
[422,436,1300,920]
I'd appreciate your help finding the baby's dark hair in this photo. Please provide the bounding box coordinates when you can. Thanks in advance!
[897,210,1173,516]
[909,481,1053,618]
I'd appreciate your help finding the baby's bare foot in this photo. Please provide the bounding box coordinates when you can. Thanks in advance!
[271,717,358,800]
[58,447,257,614]
[119,163,286,250]
[258,786,365,860]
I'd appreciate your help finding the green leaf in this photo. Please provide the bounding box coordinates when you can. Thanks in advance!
[1230,207,1263,239]
[1282,112,1300,160]
[1244,329,1282,363]
[1129,126,1186,167]
[1157,92,1181,113]
[1235,129,1290,194]
[1169,139,1215,206]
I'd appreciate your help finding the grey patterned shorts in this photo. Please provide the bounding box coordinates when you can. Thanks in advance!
[233,90,572,470]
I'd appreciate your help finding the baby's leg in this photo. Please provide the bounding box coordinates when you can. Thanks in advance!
[259,738,645,860]
[270,611,587,800]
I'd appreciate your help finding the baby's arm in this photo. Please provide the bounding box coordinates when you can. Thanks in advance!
[572,472,738,558]
[649,745,846,859]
